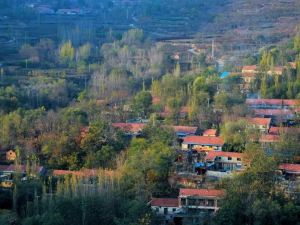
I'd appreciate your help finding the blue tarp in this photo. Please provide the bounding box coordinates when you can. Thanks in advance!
[195,162,205,168]
[220,71,230,79]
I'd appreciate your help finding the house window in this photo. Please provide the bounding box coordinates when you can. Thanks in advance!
[237,158,241,161]
[189,199,197,206]
[199,199,206,206]
[228,157,232,160]
[181,198,186,206]
[207,200,214,206]
[164,208,168,215]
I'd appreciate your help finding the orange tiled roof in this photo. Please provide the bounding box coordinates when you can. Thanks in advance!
[269,126,300,135]
[151,198,179,207]
[279,164,300,173]
[173,126,198,134]
[152,96,161,105]
[183,136,224,146]
[253,109,294,116]
[242,65,257,71]
[246,99,299,107]
[248,117,271,126]
[203,129,217,136]
[205,151,243,161]
[112,123,146,133]
[269,126,280,135]
[179,188,224,197]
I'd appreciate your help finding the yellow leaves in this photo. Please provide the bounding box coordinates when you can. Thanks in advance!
[59,41,75,63]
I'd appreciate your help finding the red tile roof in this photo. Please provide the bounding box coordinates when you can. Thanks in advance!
[183,136,224,146]
[242,65,257,71]
[269,126,300,135]
[203,129,217,136]
[205,151,243,161]
[269,126,280,135]
[279,164,300,173]
[150,198,179,207]
[253,109,294,116]
[179,188,224,197]
[152,96,161,105]
[259,134,280,143]
[173,126,198,134]
[248,117,271,127]
[246,99,299,107]
[112,123,146,133]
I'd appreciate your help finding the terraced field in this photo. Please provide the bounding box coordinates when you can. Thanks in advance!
[1,0,300,60]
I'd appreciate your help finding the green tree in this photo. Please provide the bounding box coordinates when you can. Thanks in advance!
[80,121,127,168]
[214,147,300,225]
[77,43,92,61]
[132,91,152,118]
[59,41,75,65]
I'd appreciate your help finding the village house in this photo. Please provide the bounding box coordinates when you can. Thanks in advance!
[247,117,271,133]
[246,99,299,124]
[0,165,46,177]
[150,188,224,225]
[242,65,284,76]
[259,134,280,144]
[267,66,283,76]
[150,198,181,223]
[112,122,146,136]
[268,126,300,136]
[246,99,299,110]
[241,65,258,86]
[205,151,243,172]
[279,164,300,180]
[173,126,198,138]
[179,188,224,214]
[182,136,224,152]
[259,134,280,151]
[242,65,258,74]
[253,109,295,124]
[0,165,46,188]
[202,129,218,137]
